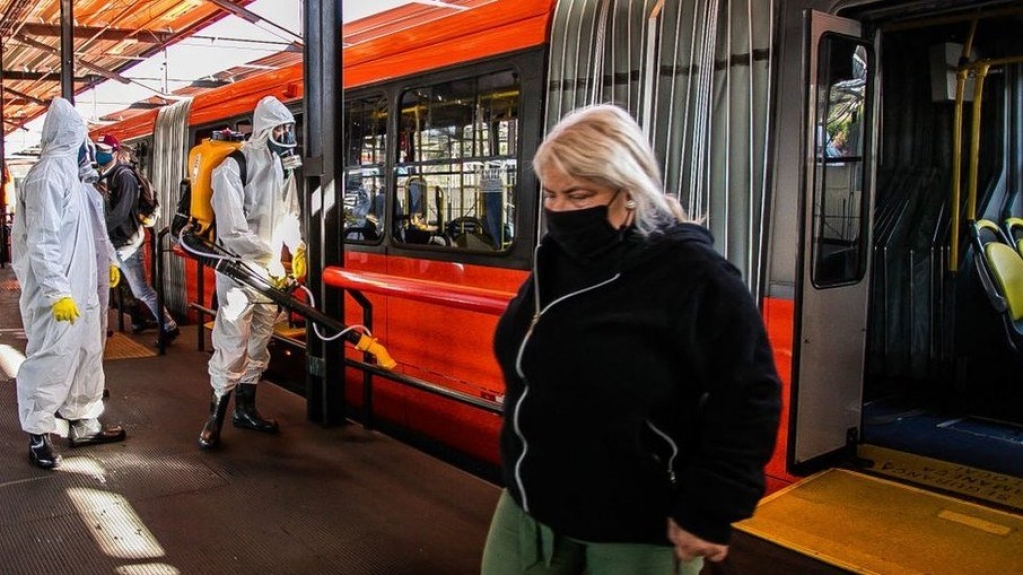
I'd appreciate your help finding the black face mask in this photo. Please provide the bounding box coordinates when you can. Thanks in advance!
[544,204,623,259]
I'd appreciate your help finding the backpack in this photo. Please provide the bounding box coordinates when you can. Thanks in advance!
[127,165,161,227]
[173,131,246,240]
[227,149,248,187]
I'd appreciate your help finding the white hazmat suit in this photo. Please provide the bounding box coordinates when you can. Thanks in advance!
[200,96,303,449]
[12,98,105,436]
[79,152,119,338]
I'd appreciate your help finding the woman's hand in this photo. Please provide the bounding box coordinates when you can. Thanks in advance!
[667,518,728,563]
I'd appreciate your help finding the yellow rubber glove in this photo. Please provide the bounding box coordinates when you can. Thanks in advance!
[266,260,288,290]
[52,296,81,323]
[292,244,307,280]
[110,265,121,288]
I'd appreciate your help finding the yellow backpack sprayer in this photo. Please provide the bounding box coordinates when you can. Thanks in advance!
[173,129,395,369]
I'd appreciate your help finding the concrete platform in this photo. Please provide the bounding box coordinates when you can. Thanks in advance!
[0,267,499,575]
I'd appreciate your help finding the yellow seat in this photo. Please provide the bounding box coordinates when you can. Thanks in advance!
[1005,217,1023,258]
[983,242,1023,322]
[973,219,1023,351]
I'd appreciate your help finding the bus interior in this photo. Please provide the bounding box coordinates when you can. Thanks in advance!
[846,4,1023,491]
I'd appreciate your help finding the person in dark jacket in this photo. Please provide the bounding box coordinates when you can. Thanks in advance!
[96,134,178,342]
[481,104,782,575]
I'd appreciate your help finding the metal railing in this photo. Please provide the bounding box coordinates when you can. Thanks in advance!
[179,251,512,427]
[322,267,511,428]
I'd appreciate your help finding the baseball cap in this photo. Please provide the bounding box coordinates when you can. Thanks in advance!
[96,134,121,152]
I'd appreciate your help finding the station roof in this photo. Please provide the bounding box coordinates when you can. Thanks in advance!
[1,0,504,148]
[0,0,261,134]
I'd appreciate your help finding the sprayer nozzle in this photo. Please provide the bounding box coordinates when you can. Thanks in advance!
[355,335,397,370]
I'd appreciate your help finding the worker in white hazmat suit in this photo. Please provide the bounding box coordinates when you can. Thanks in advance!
[78,142,119,404]
[199,95,306,450]
[79,140,121,339]
[12,97,126,470]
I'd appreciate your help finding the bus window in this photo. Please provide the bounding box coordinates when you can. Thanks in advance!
[235,120,253,138]
[343,95,388,243]
[812,35,872,287]
[395,70,520,252]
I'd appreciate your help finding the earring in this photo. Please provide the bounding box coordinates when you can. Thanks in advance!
[625,198,637,210]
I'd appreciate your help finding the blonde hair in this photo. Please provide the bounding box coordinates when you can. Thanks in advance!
[533,104,689,237]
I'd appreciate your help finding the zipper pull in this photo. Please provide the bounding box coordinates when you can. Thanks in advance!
[525,312,540,337]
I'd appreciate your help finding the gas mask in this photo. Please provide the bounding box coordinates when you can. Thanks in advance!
[78,141,100,184]
[269,123,302,171]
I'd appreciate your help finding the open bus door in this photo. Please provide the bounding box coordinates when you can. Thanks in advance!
[791,11,877,471]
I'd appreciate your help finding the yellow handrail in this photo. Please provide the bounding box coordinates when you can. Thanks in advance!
[948,18,976,272]
[947,5,1023,272]
[967,62,989,225]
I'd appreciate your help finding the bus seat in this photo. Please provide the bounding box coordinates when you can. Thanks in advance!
[394,177,450,245]
[972,219,1023,351]
[1005,217,1023,257]
[984,243,1023,322]
[446,216,494,250]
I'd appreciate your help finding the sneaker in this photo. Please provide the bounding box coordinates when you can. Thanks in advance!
[131,321,155,334]
[68,419,126,448]
[155,326,180,347]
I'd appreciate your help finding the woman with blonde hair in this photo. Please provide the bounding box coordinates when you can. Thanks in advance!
[483,104,781,574]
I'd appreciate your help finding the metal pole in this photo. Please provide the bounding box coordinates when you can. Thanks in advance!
[303,0,345,425]
[0,34,7,267]
[60,0,74,102]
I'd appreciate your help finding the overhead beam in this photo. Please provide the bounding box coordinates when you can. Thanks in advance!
[204,0,260,23]
[0,0,33,38]
[15,23,175,43]
[3,86,47,105]
[13,32,132,85]
[0,70,104,83]
[203,0,303,44]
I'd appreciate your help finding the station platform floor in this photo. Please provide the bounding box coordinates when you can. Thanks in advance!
[0,266,499,575]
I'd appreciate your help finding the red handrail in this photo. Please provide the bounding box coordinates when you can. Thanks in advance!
[322,267,513,316]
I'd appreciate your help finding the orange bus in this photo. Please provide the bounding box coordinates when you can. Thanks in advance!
[97,1,1023,569]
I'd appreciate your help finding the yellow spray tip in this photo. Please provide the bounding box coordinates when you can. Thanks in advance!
[354,335,397,370]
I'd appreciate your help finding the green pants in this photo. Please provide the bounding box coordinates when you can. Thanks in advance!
[481,490,703,575]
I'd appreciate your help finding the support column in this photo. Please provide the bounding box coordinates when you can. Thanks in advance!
[0,34,7,267]
[303,0,345,425]
[60,0,74,102]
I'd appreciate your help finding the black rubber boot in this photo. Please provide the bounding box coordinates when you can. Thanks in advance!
[29,433,61,470]
[232,384,279,433]
[198,390,232,450]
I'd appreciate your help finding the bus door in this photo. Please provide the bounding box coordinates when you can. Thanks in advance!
[792,11,877,469]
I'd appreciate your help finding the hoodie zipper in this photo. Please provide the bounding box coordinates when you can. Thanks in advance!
[510,242,621,512]
[646,421,680,486]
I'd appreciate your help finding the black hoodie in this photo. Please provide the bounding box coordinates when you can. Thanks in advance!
[102,162,141,248]
[493,222,781,546]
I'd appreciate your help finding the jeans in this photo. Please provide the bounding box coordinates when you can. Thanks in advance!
[481,490,703,575]
[116,247,176,331]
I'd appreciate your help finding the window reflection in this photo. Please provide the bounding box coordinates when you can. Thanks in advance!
[813,36,872,287]
[343,96,388,243]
